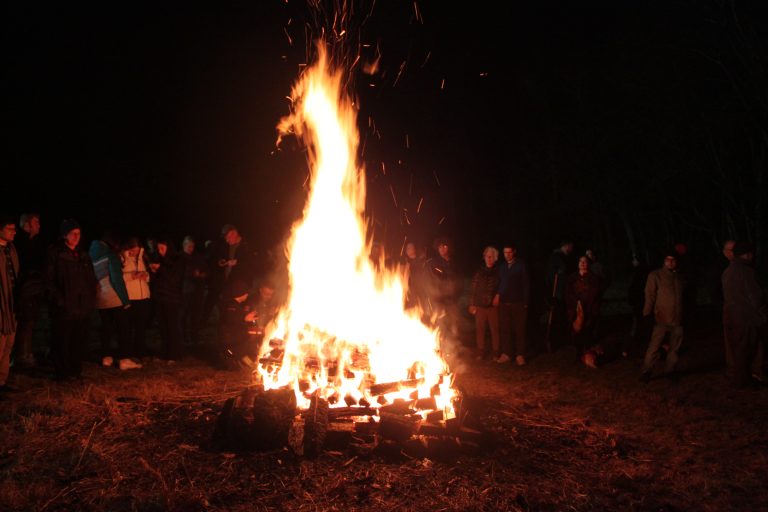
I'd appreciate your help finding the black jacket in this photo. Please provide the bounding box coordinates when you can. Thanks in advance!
[47,241,97,317]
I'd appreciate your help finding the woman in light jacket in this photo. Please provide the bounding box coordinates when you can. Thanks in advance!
[122,237,153,362]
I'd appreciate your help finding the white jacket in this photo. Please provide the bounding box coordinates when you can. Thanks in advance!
[122,248,151,301]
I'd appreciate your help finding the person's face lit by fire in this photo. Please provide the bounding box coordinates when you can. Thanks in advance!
[503,247,516,263]
[259,286,275,304]
[438,243,450,260]
[405,242,416,259]
[24,216,41,237]
[64,228,80,249]
[183,239,195,255]
[664,255,677,271]
[578,256,589,274]
[562,242,574,255]
[483,248,498,268]
[0,223,16,243]
[224,229,241,246]
[722,240,735,262]
[126,246,140,258]
[157,242,168,257]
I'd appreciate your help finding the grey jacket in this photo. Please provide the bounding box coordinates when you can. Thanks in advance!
[643,267,685,326]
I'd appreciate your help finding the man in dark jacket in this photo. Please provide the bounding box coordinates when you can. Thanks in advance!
[0,217,20,393]
[13,213,45,368]
[722,241,766,388]
[495,243,530,365]
[148,238,185,361]
[469,247,500,361]
[427,238,462,341]
[204,224,255,324]
[545,240,575,349]
[640,251,685,382]
[47,219,97,380]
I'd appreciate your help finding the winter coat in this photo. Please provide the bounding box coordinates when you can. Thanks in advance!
[149,252,185,305]
[89,240,129,309]
[470,264,500,308]
[497,258,530,304]
[722,258,766,328]
[122,248,151,301]
[0,242,19,334]
[47,241,97,317]
[643,267,685,326]
[565,271,601,329]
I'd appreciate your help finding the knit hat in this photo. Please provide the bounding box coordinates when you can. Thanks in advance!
[59,218,81,237]
[732,241,755,257]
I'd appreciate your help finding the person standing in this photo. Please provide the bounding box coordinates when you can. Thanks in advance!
[13,213,45,368]
[722,241,766,388]
[47,219,97,380]
[180,236,208,347]
[495,243,530,365]
[545,240,575,350]
[0,217,20,394]
[121,237,152,359]
[90,232,136,369]
[639,252,685,383]
[565,256,602,367]
[468,247,500,361]
[148,238,185,362]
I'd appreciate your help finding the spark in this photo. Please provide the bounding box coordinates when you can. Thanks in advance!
[389,185,398,208]
[405,134,410,149]
[421,51,431,68]
[417,197,424,213]
[432,170,441,187]
[283,27,293,45]
[413,2,423,24]
[393,61,407,87]
[438,216,446,225]
[440,78,445,90]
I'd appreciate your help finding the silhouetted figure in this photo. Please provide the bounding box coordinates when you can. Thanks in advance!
[13,213,45,368]
[565,256,601,367]
[47,220,97,380]
[0,217,19,392]
[722,241,766,388]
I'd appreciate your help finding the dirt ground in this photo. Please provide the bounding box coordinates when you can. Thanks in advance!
[1,309,766,512]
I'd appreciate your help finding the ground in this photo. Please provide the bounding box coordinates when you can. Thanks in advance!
[1,310,766,512]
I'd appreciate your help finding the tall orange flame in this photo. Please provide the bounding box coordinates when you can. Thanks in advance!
[259,44,455,419]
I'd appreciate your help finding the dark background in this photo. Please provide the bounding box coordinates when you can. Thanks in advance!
[4,1,767,289]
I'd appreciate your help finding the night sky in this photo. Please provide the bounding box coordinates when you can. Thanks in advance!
[5,1,767,275]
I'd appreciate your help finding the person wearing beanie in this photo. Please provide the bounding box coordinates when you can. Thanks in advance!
[639,251,686,383]
[47,219,97,380]
[722,241,766,388]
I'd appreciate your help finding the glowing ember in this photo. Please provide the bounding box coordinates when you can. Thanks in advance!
[257,44,455,421]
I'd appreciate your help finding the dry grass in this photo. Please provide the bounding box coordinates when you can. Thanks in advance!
[1,314,767,511]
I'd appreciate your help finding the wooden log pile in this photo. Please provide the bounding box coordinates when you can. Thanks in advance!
[213,381,486,458]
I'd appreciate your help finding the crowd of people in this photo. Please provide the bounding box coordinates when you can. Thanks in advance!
[0,214,277,391]
[403,236,765,389]
[0,212,765,398]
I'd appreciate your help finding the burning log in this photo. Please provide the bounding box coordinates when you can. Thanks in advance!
[213,387,297,451]
[303,393,329,457]
[369,378,424,396]
[378,411,422,442]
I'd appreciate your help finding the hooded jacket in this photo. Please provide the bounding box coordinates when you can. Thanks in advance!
[89,240,130,309]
